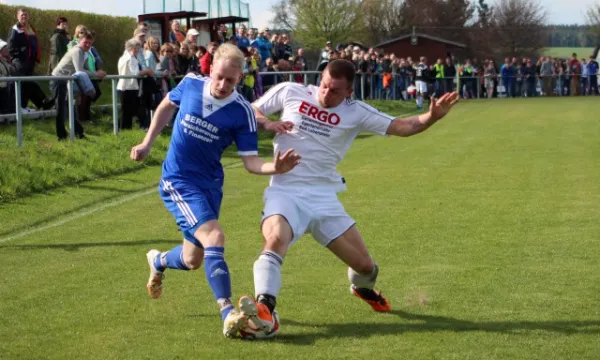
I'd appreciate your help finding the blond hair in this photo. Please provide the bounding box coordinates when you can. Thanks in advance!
[146,36,159,52]
[74,25,88,39]
[212,43,245,69]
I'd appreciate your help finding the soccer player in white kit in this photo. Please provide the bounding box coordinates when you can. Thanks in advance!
[236,59,459,337]
[415,56,429,110]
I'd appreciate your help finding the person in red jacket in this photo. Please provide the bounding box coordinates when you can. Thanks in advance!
[200,42,218,76]
[7,8,53,111]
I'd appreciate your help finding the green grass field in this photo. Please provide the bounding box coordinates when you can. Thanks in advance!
[543,47,595,58]
[1,97,600,359]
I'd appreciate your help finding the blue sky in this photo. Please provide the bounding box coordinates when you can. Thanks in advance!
[0,0,596,28]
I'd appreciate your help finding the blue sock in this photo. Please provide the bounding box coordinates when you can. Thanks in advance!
[155,245,189,271]
[203,247,233,321]
[219,299,234,321]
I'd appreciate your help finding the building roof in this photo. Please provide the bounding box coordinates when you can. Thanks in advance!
[192,16,249,25]
[138,11,207,21]
[375,33,466,48]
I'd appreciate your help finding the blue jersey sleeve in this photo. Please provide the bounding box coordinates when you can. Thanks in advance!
[168,75,192,106]
[234,99,259,156]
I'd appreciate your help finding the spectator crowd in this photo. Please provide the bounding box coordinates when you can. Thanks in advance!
[0,7,599,140]
[317,44,599,102]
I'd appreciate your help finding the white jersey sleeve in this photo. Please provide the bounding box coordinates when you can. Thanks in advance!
[253,82,291,116]
[355,102,395,136]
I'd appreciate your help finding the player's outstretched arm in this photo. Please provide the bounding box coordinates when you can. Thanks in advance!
[130,97,178,161]
[241,149,301,175]
[386,91,459,137]
[252,105,294,134]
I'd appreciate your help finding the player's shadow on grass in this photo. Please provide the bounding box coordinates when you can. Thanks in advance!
[0,239,181,252]
[273,310,600,345]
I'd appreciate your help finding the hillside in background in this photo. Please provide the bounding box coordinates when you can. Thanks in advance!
[0,4,136,74]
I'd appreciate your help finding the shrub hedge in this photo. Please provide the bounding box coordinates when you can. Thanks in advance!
[0,4,136,74]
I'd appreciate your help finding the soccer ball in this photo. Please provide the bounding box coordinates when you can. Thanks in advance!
[239,310,280,340]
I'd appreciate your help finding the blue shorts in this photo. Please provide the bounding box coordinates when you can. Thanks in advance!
[159,179,223,248]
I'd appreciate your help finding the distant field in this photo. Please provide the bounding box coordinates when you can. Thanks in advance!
[543,47,596,58]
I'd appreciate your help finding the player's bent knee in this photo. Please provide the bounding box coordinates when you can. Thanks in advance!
[263,233,288,256]
[194,221,226,248]
[262,216,292,254]
[183,252,203,270]
[202,229,225,247]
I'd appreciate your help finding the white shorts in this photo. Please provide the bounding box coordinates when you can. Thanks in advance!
[261,186,356,247]
[415,80,428,94]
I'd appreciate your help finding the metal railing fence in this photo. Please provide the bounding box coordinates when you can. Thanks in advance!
[1,72,597,147]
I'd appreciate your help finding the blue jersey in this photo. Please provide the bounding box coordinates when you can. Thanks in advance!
[162,74,258,189]
[237,35,250,49]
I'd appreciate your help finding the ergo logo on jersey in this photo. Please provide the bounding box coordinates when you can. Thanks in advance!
[298,101,341,125]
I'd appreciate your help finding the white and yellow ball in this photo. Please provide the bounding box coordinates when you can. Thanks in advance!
[240,310,280,340]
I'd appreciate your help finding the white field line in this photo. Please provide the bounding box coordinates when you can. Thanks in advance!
[0,162,248,244]
[0,188,156,244]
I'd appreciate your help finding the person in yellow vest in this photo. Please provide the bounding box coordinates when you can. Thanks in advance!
[433,58,445,97]
[459,59,475,99]
[240,47,257,101]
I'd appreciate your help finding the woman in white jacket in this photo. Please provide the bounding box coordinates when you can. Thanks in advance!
[118,39,153,130]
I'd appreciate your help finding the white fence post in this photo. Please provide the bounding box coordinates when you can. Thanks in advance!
[15,80,23,147]
[112,78,119,135]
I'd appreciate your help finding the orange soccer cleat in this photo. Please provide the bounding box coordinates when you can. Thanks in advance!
[351,285,391,312]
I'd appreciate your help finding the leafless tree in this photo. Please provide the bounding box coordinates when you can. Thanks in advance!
[491,0,547,58]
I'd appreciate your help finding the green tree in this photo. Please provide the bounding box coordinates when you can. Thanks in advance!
[270,0,364,50]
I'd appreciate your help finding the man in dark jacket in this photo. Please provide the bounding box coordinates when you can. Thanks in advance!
[444,57,456,93]
[7,8,53,111]
[48,17,70,74]
[522,59,537,97]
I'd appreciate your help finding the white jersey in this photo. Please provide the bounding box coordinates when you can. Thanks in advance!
[253,82,395,191]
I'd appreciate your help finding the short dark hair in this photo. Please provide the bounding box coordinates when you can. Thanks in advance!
[56,17,68,25]
[81,31,95,41]
[324,59,355,87]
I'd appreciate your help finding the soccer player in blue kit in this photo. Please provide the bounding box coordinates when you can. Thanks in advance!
[130,43,301,338]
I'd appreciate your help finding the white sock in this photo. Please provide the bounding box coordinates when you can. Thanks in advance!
[253,251,283,297]
[348,263,379,289]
